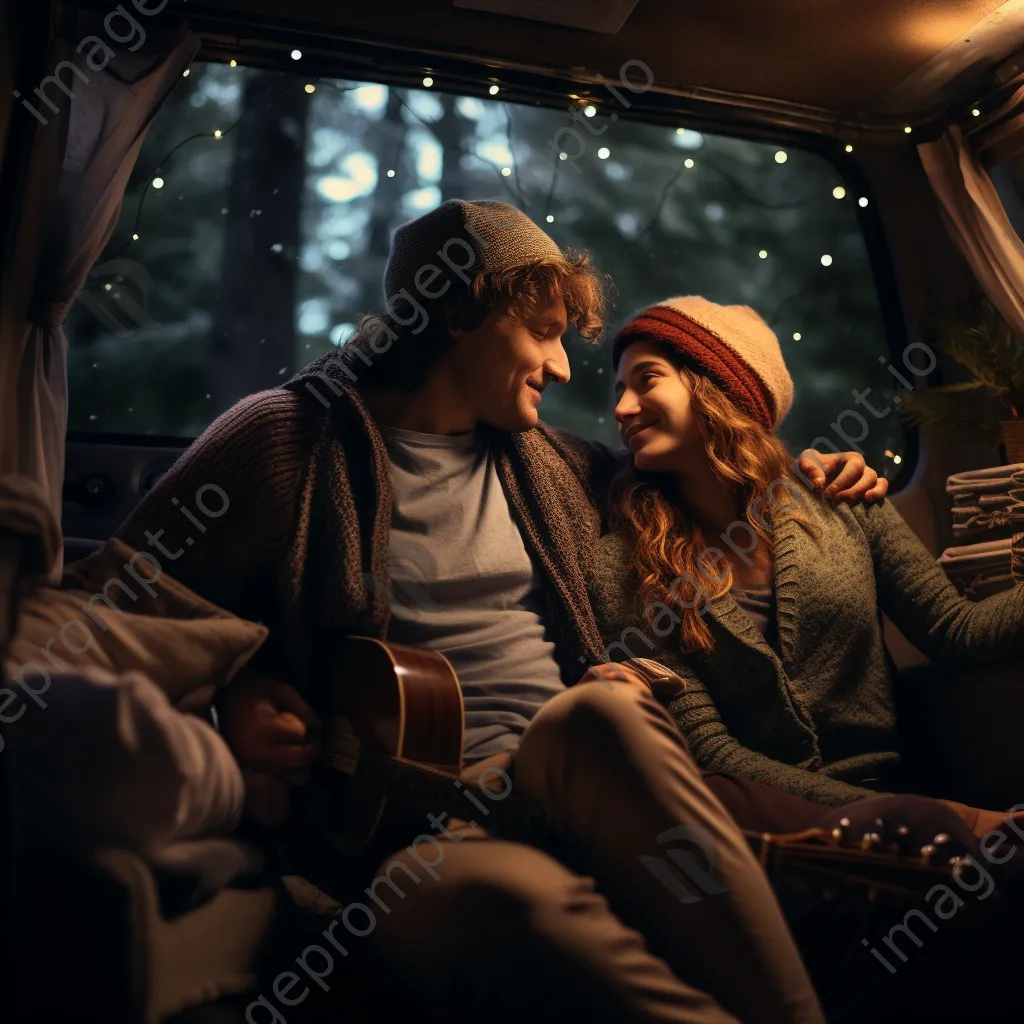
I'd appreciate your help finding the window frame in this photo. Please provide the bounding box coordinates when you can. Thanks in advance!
[69,28,917,487]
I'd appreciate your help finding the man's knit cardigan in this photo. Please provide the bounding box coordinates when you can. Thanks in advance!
[588,493,1024,807]
[90,358,624,714]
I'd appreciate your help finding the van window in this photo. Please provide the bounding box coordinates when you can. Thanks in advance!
[67,61,906,475]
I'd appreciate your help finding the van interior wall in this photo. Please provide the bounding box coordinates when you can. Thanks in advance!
[856,141,996,666]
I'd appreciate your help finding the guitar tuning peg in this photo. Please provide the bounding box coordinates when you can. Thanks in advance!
[920,843,936,863]
[893,825,911,857]
[873,817,885,831]
[831,826,844,841]
[860,832,881,850]
[933,833,950,846]
[839,817,851,828]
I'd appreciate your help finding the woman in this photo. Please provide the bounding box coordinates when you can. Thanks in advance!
[590,295,1024,817]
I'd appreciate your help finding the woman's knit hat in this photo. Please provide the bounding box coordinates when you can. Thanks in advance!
[612,296,794,430]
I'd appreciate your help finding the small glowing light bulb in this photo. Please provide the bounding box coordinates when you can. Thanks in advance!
[775,150,788,163]
[305,84,316,94]
[833,186,846,199]
[423,76,433,88]
[758,250,768,259]
[684,158,694,168]
[229,60,237,67]
[546,214,554,223]
[598,147,610,159]
[183,69,190,77]
[501,167,512,176]
[584,104,597,117]
[213,129,223,138]
[489,84,499,95]
[291,49,302,60]
[792,332,802,341]
[844,144,853,152]
[152,176,164,189]
[821,254,833,266]
[859,197,869,207]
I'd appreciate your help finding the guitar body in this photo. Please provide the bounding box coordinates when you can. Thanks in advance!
[310,636,465,855]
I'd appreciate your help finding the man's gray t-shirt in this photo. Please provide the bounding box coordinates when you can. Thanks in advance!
[381,425,568,760]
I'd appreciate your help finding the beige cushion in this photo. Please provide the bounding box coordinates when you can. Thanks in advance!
[6,537,267,709]
[3,538,268,853]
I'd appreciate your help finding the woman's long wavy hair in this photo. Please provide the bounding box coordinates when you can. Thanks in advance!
[611,352,818,655]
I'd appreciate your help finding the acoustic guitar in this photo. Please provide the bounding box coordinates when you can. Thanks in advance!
[305,636,964,902]
[305,636,545,856]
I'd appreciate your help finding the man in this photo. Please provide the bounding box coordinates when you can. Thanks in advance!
[90,199,888,1022]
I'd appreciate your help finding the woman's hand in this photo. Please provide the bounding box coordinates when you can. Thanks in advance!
[798,450,889,503]
[579,662,653,695]
[940,799,1024,839]
[217,669,322,784]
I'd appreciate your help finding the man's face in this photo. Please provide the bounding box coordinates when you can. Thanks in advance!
[449,294,571,431]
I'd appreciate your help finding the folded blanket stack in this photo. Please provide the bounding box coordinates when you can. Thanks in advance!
[947,463,1024,538]
[940,464,1024,597]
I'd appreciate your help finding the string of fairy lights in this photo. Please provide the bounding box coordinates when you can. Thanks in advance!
[108,49,991,466]
[116,49,905,275]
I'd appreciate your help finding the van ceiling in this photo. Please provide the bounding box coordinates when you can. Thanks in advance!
[182,0,1024,121]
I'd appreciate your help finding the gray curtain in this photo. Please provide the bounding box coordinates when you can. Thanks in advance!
[0,9,199,579]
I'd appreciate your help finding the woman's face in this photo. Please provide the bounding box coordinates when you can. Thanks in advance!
[613,341,703,473]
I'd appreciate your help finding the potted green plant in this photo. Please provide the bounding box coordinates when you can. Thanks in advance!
[901,297,1024,464]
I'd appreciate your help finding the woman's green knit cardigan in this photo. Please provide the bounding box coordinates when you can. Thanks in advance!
[588,492,1024,806]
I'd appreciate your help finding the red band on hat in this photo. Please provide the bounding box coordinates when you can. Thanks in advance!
[614,306,775,430]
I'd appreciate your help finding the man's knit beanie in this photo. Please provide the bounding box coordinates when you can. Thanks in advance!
[383,199,565,315]
[612,296,794,430]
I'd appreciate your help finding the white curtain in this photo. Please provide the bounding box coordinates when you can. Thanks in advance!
[918,124,1024,341]
[0,14,199,580]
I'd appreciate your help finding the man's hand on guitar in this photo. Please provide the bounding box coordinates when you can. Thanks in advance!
[218,669,322,784]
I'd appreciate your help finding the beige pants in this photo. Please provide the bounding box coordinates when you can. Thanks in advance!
[370,682,824,1024]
